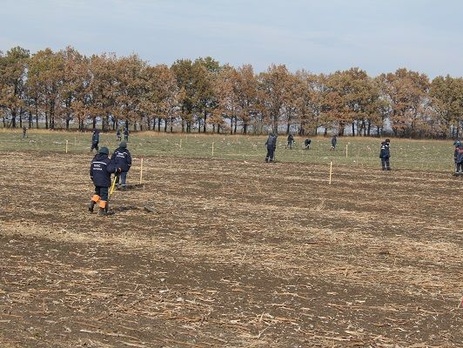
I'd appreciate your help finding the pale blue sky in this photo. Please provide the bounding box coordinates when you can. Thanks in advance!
[1,0,462,78]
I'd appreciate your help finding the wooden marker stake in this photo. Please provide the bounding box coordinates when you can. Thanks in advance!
[139,157,144,184]
[329,161,333,184]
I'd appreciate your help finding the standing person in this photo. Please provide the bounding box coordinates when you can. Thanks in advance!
[22,126,27,138]
[286,134,295,149]
[454,140,461,174]
[88,147,120,216]
[123,127,129,142]
[116,128,122,142]
[454,141,463,175]
[90,129,100,153]
[330,135,337,150]
[265,132,278,163]
[111,141,132,190]
[379,138,391,170]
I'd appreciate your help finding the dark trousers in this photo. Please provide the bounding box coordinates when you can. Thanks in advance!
[381,157,390,170]
[91,142,99,151]
[94,186,109,201]
[116,171,128,187]
[265,147,275,162]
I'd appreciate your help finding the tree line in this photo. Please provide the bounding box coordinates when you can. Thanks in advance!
[1,46,463,138]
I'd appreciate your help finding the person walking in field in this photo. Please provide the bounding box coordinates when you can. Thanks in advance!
[265,132,278,162]
[116,128,122,142]
[90,129,100,152]
[123,127,129,142]
[286,134,295,149]
[88,147,120,216]
[379,138,391,170]
[111,141,132,190]
[330,135,337,150]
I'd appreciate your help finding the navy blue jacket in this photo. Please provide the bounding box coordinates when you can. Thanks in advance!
[379,142,390,159]
[454,143,461,162]
[456,146,463,164]
[111,147,132,172]
[90,153,116,187]
[92,131,99,144]
[266,134,277,149]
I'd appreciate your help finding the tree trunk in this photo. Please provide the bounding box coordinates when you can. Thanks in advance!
[203,110,207,133]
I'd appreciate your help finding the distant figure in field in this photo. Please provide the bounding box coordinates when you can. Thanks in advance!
[123,127,129,142]
[304,138,311,149]
[454,140,463,175]
[286,134,295,149]
[90,129,100,153]
[379,138,391,170]
[330,135,337,150]
[116,128,122,142]
[265,132,278,163]
[22,126,27,138]
[453,140,462,174]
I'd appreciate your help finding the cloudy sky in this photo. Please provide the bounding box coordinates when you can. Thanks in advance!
[1,0,462,78]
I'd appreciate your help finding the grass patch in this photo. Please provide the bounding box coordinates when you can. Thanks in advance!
[0,128,455,172]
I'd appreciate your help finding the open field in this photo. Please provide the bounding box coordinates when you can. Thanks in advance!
[1,130,463,347]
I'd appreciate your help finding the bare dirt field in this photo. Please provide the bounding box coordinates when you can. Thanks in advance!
[1,151,463,347]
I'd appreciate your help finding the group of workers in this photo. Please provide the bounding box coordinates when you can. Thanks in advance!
[87,127,463,216]
[89,129,132,216]
[268,133,391,171]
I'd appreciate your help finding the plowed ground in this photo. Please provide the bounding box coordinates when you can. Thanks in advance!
[1,152,463,347]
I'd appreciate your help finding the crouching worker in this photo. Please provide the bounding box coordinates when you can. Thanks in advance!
[304,138,311,149]
[88,147,121,216]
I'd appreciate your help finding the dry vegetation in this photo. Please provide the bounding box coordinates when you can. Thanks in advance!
[1,146,463,347]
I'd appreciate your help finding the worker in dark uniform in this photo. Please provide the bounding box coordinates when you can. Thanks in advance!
[286,134,295,149]
[265,132,277,163]
[454,141,463,175]
[379,138,391,170]
[330,135,337,150]
[89,147,120,215]
[111,141,132,190]
[453,140,461,174]
[304,138,311,149]
[90,129,100,153]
